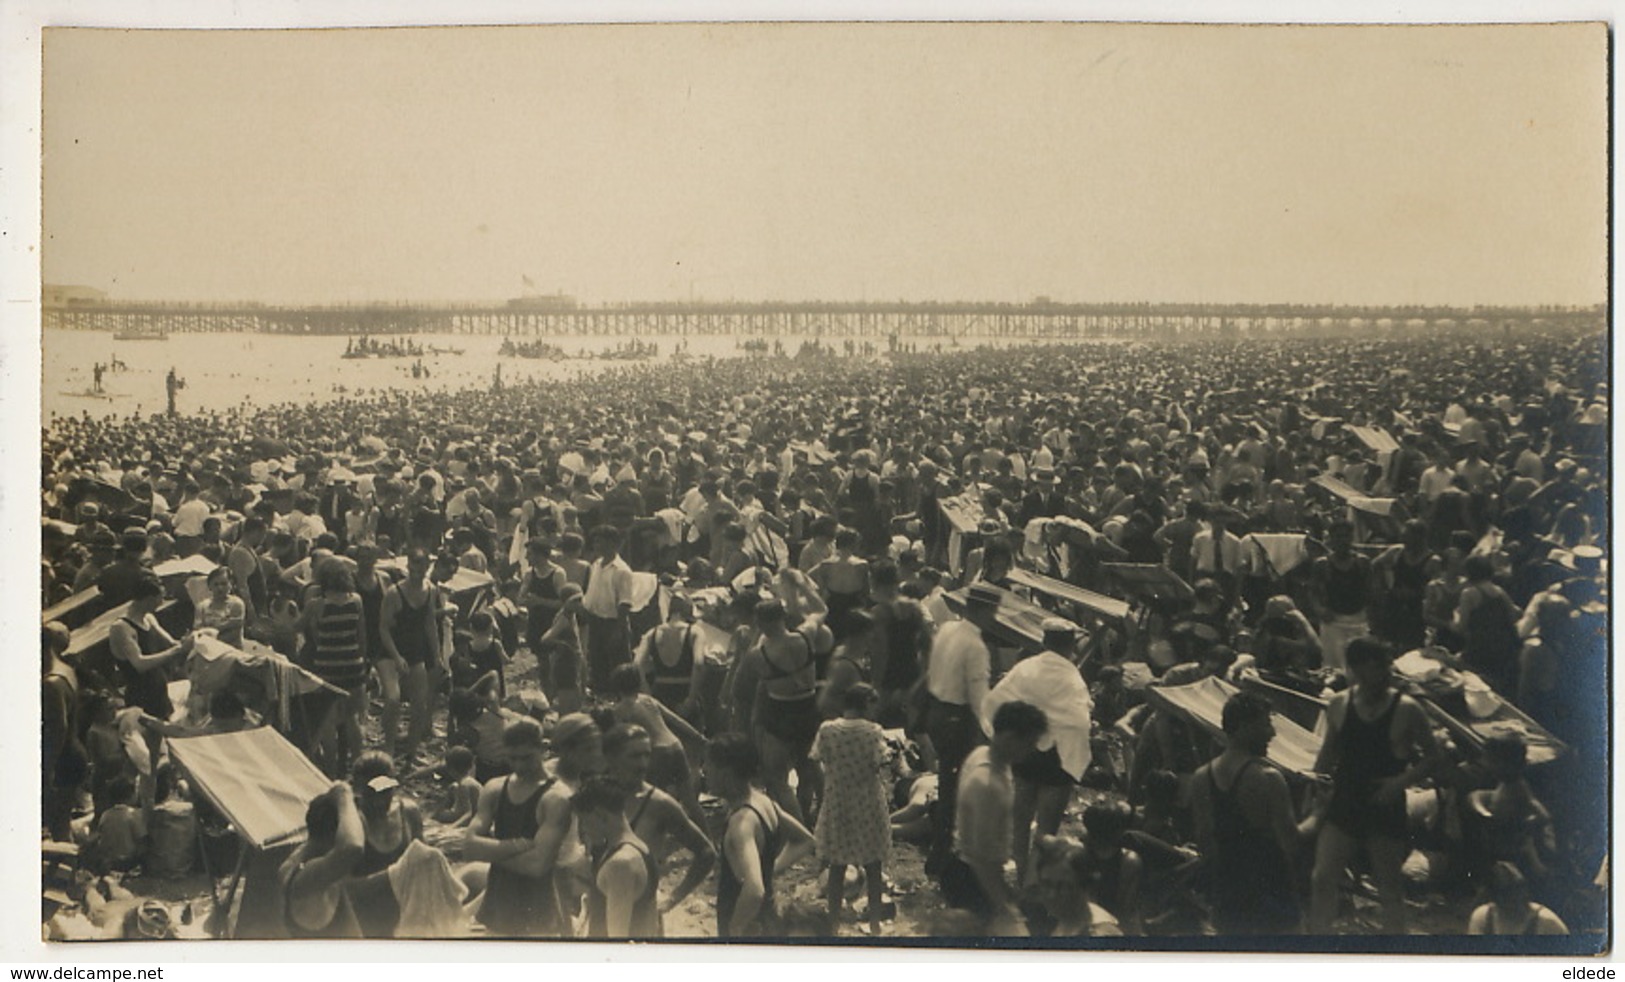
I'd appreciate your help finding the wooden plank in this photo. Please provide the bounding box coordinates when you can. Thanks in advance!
[67,598,178,657]
[43,586,103,628]
[1005,567,1132,623]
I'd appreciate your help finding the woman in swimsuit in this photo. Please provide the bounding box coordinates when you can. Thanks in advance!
[278,783,365,938]
[1467,861,1569,936]
[635,593,704,718]
[747,599,825,824]
[192,566,245,648]
[345,751,423,938]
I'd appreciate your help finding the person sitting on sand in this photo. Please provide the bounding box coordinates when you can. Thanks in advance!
[81,777,147,875]
[423,746,483,828]
[278,782,366,938]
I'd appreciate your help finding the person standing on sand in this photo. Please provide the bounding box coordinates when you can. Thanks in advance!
[1309,638,1439,935]
[940,700,1049,936]
[581,525,637,695]
[600,723,717,920]
[813,683,893,936]
[1189,691,1321,935]
[704,732,816,938]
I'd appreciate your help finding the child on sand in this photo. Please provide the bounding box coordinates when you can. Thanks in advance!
[812,683,892,935]
[82,777,147,874]
[453,611,510,699]
[411,745,482,828]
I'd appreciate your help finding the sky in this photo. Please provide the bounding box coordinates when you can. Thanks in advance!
[41,22,1607,308]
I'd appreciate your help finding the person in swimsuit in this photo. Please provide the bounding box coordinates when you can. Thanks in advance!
[634,593,704,719]
[704,732,815,938]
[352,542,391,681]
[1309,637,1440,934]
[344,751,424,938]
[1453,554,1523,695]
[278,783,365,939]
[108,573,192,723]
[1309,520,1374,675]
[380,547,447,763]
[464,718,570,937]
[811,527,870,652]
[772,564,828,628]
[1031,834,1124,938]
[818,608,876,719]
[1466,861,1569,936]
[1372,520,1436,651]
[42,621,86,843]
[192,566,246,648]
[520,537,568,683]
[606,664,706,827]
[601,723,716,918]
[303,558,369,776]
[573,776,661,938]
[1189,691,1321,935]
[745,599,825,824]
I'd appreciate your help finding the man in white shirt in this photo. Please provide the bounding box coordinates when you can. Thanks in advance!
[1418,447,1458,502]
[924,582,1002,877]
[171,481,212,557]
[1189,507,1246,599]
[582,525,636,694]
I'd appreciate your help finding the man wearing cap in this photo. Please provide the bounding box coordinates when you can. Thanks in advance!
[96,532,152,608]
[981,618,1092,885]
[924,582,1002,877]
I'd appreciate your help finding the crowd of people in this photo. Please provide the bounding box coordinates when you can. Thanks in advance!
[39,326,1608,942]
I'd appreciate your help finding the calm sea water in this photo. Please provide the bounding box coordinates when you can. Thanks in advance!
[41,329,1100,423]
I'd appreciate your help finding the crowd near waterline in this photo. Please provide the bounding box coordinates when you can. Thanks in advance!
[38,328,1608,943]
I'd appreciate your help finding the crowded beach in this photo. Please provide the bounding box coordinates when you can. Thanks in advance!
[38,327,1609,944]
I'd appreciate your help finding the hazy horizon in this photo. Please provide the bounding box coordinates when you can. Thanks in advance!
[42,23,1607,309]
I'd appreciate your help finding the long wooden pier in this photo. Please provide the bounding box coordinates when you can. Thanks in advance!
[41,299,1604,339]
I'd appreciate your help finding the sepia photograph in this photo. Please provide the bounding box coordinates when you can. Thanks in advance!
[20,9,1610,958]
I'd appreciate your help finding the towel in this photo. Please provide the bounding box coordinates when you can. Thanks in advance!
[388,839,468,938]
[1243,533,1310,578]
[628,571,660,613]
[980,652,1093,780]
[655,507,688,545]
[508,521,528,571]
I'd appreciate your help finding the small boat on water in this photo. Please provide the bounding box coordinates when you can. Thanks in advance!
[58,389,123,401]
[113,329,168,341]
[426,346,465,356]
